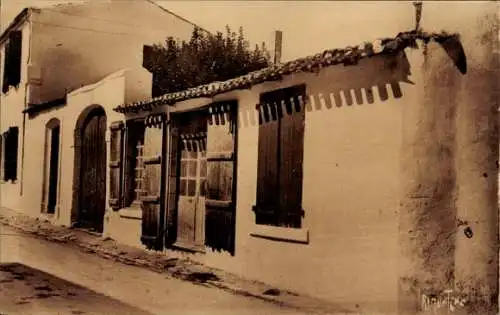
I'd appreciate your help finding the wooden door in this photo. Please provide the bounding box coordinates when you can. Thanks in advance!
[79,108,107,233]
[174,112,207,252]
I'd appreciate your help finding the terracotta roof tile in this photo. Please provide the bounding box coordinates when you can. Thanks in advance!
[114,30,457,114]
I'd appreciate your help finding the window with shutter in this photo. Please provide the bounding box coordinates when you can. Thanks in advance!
[3,127,19,182]
[2,31,22,94]
[109,121,124,210]
[253,84,306,228]
[123,120,146,208]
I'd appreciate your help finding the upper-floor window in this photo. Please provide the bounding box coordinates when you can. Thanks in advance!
[3,126,19,182]
[252,84,307,228]
[2,30,23,94]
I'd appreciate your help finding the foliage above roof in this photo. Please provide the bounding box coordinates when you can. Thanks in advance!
[114,30,460,114]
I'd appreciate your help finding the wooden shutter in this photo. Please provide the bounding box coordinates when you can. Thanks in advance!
[253,100,280,226]
[108,121,124,210]
[253,85,306,228]
[9,31,22,87]
[165,122,179,246]
[279,91,305,228]
[205,102,238,254]
[140,114,166,250]
[2,43,10,93]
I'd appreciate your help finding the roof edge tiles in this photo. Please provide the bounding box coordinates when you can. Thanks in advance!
[114,30,459,114]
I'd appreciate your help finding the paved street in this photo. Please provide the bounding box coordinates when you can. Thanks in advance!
[0,262,153,315]
[0,224,310,315]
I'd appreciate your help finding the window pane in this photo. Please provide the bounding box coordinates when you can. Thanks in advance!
[199,178,206,196]
[180,161,187,177]
[187,148,197,159]
[200,160,207,177]
[187,180,196,196]
[179,179,187,196]
[188,160,197,177]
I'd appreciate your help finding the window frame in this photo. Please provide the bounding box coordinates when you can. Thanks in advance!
[41,118,61,214]
[252,84,307,229]
[3,126,19,183]
[2,30,23,94]
[123,119,146,208]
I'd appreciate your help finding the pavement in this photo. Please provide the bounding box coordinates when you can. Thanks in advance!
[0,207,354,315]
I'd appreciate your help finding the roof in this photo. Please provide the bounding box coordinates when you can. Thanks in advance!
[0,0,209,45]
[113,30,459,114]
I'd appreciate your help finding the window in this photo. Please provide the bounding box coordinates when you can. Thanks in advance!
[42,119,61,214]
[2,30,22,94]
[3,127,19,182]
[179,137,207,198]
[124,120,146,207]
[253,84,306,228]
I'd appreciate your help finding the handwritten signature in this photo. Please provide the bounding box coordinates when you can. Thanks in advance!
[421,290,467,312]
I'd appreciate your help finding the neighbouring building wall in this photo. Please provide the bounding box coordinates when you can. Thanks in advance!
[157,51,418,313]
[397,2,499,314]
[0,19,31,211]
[21,68,150,228]
[28,0,195,105]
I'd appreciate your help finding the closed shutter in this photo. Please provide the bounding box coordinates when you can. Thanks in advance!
[279,92,305,228]
[108,121,124,210]
[205,102,237,254]
[253,85,306,228]
[2,43,9,93]
[165,122,179,246]
[254,100,280,226]
[140,114,166,250]
[9,31,22,87]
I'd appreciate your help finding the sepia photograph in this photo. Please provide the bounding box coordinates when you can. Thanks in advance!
[0,0,498,314]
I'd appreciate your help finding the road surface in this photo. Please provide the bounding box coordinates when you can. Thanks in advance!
[0,224,307,315]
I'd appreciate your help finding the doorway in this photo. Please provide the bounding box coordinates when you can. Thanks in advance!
[173,111,208,251]
[77,107,107,232]
[42,118,61,214]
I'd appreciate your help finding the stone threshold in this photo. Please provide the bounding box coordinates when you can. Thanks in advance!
[0,207,354,315]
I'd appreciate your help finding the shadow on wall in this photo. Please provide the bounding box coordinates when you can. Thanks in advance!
[37,47,89,104]
[234,51,413,129]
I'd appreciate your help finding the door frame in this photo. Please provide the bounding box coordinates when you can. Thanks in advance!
[166,101,239,255]
[71,105,107,230]
[41,118,62,215]
[170,109,209,253]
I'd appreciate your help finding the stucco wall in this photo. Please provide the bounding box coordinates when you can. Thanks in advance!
[0,20,31,211]
[143,51,417,313]
[20,68,150,229]
[28,0,194,104]
[398,2,499,314]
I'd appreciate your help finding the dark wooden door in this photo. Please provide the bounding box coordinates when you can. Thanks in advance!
[79,108,107,232]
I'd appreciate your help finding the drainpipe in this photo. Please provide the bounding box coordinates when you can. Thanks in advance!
[20,9,34,196]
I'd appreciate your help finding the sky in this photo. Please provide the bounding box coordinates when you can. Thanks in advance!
[1,0,418,61]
